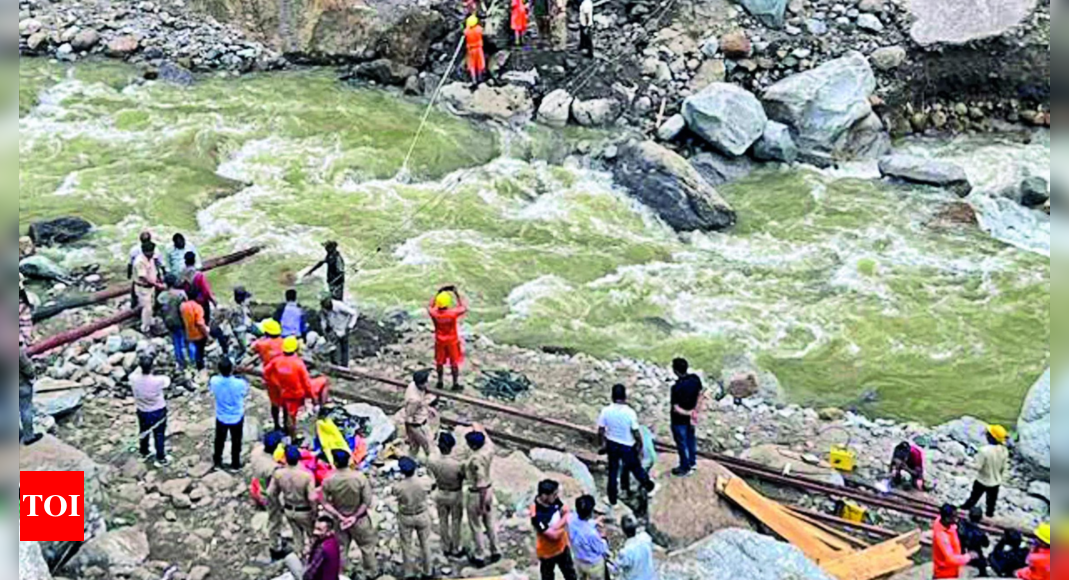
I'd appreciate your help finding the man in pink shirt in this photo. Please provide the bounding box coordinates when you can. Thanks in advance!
[131,356,171,466]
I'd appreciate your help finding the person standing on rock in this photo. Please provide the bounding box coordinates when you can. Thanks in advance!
[598,384,657,507]
[19,346,42,447]
[429,286,469,391]
[320,297,358,368]
[961,424,1010,518]
[579,0,594,58]
[253,319,286,432]
[551,0,568,50]
[226,286,257,359]
[611,515,657,580]
[568,495,609,580]
[181,292,211,373]
[167,233,200,278]
[669,358,704,477]
[128,230,163,307]
[933,504,979,580]
[306,241,346,301]
[428,432,466,559]
[180,251,217,325]
[405,370,437,459]
[321,449,380,578]
[270,445,319,557]
[275,289,309,339]
[464,426,501,567]
[283,515,343,580]
[157,274,192,371]
[131,356,171,466]
[465,16,487,87]
[531,479,578,580]
[395,456,436,580]
[512,0,529,46]
[264,337,329,439]
[133,240,165,335]
[533,0,551,44]
[210,357,250,470]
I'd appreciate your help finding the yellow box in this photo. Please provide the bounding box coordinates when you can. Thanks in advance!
[839,501,867,523]
[829,445,857,472]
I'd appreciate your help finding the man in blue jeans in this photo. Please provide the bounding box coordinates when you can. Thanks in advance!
[670,358,703,477]
[211,357,250,470]
[157,274,192,370]
[597,384,656,506]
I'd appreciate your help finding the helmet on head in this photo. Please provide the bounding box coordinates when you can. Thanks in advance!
[467,15,479,28]
[260,319,282,337]
[987,424,1008,444]
[1035,523,1050,545]
[435,292,453,309]
[282,337,300,354]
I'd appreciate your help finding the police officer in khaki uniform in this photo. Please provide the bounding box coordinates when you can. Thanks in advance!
[267,445,318,555]
[428,432,466,558]
[404,370,436,459]
[394,457,435,579]
[252,433,285,549]
[321,449,379,577]
[464,426,501,567]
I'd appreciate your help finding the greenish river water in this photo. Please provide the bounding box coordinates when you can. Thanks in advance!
[19,59,1050,425]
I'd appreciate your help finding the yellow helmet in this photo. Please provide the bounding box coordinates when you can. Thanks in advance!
[1035,523,1050,545]
[987,424,1009,444]
[260,319,282,337]
[435,292,454,309]
[282,337,300,355]
[466,15,479,28]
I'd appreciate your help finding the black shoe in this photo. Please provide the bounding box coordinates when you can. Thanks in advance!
[229,462,243,472]
[468,557,486,568]
[671,467,690,477]
[452,384,464,392]
[488,553,502,565]
[21,434,44,447]
[420,575,437,580]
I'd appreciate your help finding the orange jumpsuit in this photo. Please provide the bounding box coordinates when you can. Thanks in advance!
[1016,546,1050,580]
[933,518,972,579]
[511,0,529,34]
[253,337,286,405]
[263,355,328,419]
[465,25,486,77]
[429,298,468,368]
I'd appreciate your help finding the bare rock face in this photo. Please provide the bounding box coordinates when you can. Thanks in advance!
[909,0,1038,46]
[66,527,150,576]
[19,541,52,580]
[647,456,752,549]
[1017,368,1050,479]
[439,83,535,123]
[658,528,835,580]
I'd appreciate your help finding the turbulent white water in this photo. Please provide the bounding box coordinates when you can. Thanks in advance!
[19,60,1049,424]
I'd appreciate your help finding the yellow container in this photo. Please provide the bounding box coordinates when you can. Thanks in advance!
[829,445,857,472]
[839,501,867,523]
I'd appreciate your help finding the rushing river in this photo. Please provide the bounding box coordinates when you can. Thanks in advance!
[18,59,1050,425]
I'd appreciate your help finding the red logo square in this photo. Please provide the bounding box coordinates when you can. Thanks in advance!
[20,471,86,542]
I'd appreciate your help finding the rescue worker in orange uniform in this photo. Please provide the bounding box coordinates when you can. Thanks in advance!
[264,337,329,439]
[511,0,529,46]
[933,504,979,579]
[429,286,469,392]
[253,319,286,431]
[1017,523,1050,580]
[465,16,486,86]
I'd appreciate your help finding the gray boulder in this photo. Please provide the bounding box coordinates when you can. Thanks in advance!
[158,62,195,87]
[933,416,991,451]
[762,52,878,166]
[439,82,534,123]
[691,152,756,187]
[537,89,573,128]
[909,0,1038,46]
[753,121,798,163]
[1020,176,1050,207]
[34,389,86,418]
[870,45,907,71]
[657,114,686,142]
[66,527,150,575]
[659,528,835,580]
[71,29,100,52]
[612,141,737,232]
[349,59,419,86]
[20,255,71,283]
[683,83,767,157]
[739,0,788,28]
[530,449,598,497]
[1017,369,1050,478]
[878,154,973,197]
[19,541,52,580]
[571,98,621,127]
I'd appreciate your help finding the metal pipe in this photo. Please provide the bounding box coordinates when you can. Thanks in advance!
[26,309,139,357]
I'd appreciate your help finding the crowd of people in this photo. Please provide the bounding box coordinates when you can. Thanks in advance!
[16,230,1051,580]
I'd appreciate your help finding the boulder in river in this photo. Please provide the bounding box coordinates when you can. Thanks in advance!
[612,141,737,232]
[762,52,879,166]
[537,89,573,128]
[439,82,534,123]
[1017,368,1050,478]
[571,98,622,127]
[683,83,767,157]
[29,217,93,247]
[878,154,973,197]
[753,120,798,163]
[739,0,788,28]
[658,528,834,580]
[348,59,419,87]
[908,0,1037,46]
[1019,176,1050,207]
[157,62,196,87]
[691,152,755,187]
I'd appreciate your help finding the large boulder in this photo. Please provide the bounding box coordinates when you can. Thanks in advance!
[28,217,93,247]
[659,528,835,580]
[347,59,417,86]
[877,154,973,197]
[648,456,752,549]
[1017,369,1050,478]
[537,89,574,128]
[19,541,52,580]
[65,527,150,575]
[682,83,767,157]
[439,83,534,123]
[34,388,86,418]
[932,416,992,451]
[491,451,587,515]
[752,120,798,163]
[739,0,788,28]
[612,141,737,232]
[691,152,756,187]
[740,445,846,486]
[529,449,598,498]
[571,98,622,127]
[762,52,879,166]
[909,0,1038,46]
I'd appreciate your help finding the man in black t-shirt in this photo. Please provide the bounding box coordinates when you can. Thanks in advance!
[670,358,703,477]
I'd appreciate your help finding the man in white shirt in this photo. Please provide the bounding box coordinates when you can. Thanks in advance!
[613,516,658,580]
[320,297,359,367]
[597,384,657,507]
[579,0,595,57]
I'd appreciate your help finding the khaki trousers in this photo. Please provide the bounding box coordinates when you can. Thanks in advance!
[577,559,607,580]
[399,511,434,578]
[435,490,464,554]
[406,423,431,458]
[282,507,316,555]
[336,516,379,577]
[466,489,499,559]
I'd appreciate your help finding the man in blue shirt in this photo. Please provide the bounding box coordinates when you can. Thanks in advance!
[210,357,250,470]
[274,289,308,339]
[567,495,608,580]
[613,515,658,580]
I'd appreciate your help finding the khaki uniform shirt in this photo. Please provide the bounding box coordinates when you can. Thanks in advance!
[404,383,431,425]
[428,456,466,492]
[465,439,496,490]
[323,470,374,515]
[250,445,280,484]
[394,477,433,517]
[133,253,159,289]
[975,444,1010,488]
[270,466,316,509]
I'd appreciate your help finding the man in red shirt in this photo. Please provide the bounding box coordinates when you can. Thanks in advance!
[264,337,329,438]
[429,286,468,392]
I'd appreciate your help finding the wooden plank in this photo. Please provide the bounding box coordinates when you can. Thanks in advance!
[821,531,922,580]
[717,477,848,564]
